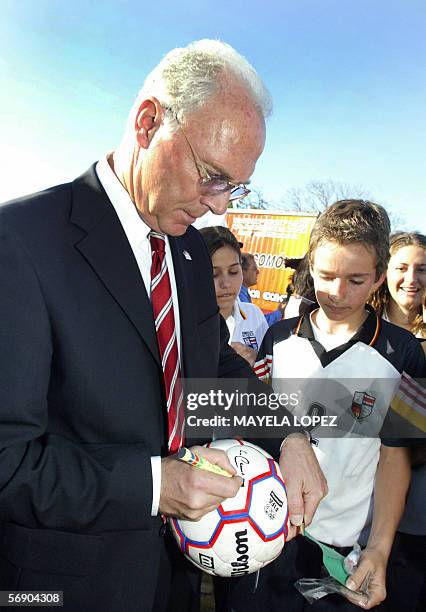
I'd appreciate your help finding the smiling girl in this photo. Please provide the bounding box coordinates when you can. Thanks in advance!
[371,232,426,338]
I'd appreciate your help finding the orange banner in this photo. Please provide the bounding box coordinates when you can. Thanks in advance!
[226,210,317,312]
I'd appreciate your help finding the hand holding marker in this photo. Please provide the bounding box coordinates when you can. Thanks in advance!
[178,447,233,478]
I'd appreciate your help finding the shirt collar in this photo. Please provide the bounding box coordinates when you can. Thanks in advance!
[95,156,152,245]
[296,302,380,347]
[233,299,247,323]
[239,285,250,299]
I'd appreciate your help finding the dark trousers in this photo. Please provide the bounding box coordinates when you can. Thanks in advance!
[386,532,426,612]
[165,532,201,612]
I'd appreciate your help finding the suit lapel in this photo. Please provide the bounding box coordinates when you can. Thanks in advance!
[70,166,160,366]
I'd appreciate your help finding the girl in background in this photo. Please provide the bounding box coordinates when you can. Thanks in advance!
[200,226,268,367]
[371,231,426,338]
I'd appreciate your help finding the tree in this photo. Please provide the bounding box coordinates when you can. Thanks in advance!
[231,179,407,232]
[281,180,407,231]
[281,179,370,213]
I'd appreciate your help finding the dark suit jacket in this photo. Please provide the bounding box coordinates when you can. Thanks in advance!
[0,166,257,611]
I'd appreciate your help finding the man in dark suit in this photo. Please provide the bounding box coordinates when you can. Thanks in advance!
[0,40,327,611]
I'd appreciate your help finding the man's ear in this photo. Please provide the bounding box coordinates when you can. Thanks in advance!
[134,97,163,149]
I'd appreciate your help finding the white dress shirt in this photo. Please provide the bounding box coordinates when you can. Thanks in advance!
[96,156,182,516]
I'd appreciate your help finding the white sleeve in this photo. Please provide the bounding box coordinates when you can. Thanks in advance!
[150,455,162,516]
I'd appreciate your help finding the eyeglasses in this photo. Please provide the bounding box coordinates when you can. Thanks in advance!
[167,109,251,202]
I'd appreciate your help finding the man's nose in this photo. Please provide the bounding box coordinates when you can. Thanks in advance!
[202,193,230,216]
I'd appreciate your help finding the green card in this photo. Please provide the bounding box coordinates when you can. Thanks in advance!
[304,531,350,586]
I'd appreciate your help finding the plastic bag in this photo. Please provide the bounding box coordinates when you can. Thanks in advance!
[294,575,370,606]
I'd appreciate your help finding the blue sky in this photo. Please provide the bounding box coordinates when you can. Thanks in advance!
[1,0,424,232]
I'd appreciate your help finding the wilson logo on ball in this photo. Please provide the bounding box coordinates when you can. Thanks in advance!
[231,529,250,576]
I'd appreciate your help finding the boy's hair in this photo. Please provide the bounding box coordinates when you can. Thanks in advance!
[199,226,242,262]
[308,200,391,279]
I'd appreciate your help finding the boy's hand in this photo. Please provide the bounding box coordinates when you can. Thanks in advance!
[345,548,387,609]
[279,433,328,540]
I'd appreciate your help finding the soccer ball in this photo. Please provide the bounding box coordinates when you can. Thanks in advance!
[169,439,288,577]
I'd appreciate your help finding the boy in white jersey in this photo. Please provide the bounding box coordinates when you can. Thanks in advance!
[231,200,425,611]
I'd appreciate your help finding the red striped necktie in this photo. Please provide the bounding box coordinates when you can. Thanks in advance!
[149,231,185,453]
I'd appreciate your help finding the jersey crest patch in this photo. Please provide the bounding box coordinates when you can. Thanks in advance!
[351,391,376,420]
[242,331,258,350]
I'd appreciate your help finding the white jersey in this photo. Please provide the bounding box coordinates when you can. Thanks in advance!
[226,300,268,352]
[254,306,425,546]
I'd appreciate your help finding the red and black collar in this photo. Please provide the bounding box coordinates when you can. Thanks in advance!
[293,303,380,367]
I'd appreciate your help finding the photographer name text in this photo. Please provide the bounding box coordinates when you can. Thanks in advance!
[186,414,338,428]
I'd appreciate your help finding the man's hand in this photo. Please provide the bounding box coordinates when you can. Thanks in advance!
[159,445,242,520]
[345,548,387,609]
[279,433,327,541]
[230,342,257,367]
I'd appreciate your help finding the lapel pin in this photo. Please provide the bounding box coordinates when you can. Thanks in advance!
[183,250,192,260]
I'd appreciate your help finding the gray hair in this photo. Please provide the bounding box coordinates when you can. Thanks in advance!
[129,39,272,128]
